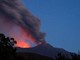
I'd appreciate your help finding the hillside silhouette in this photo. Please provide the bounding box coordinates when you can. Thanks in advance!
[0,33,80,60]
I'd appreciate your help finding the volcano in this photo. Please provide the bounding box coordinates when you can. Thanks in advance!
[17,43,72,59]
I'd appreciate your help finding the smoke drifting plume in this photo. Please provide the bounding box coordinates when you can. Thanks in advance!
[0,0,46,48]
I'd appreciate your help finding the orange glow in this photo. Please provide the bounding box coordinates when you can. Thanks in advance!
[16,41,30,48]
[8,26,36,48]
[20,27,36,43]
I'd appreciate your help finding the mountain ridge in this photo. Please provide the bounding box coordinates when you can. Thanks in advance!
[17,43,72,59]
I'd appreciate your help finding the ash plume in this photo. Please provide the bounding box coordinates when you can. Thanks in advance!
[0,0,46,45]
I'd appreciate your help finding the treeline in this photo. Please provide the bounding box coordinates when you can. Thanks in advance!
[0,33,17,60]
[0,33,80,60]
[55,52,80,60]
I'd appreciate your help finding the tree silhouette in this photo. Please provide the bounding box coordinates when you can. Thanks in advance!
[0,33,17,60]
[71,53,79,60]
[56,53,70,60]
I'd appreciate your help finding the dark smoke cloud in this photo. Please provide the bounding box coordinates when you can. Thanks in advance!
[0,0,46,44]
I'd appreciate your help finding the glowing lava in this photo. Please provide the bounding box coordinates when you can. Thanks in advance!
[16,41,30,48]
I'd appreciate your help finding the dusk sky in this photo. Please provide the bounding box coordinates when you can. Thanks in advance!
[21,0,80,52]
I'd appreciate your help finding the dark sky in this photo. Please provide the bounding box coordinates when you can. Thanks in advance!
[21,0,80,52]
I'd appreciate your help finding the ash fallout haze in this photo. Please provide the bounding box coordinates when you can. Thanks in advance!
[21,0,80,52]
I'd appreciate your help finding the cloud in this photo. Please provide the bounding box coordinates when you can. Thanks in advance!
[0,0,46,46]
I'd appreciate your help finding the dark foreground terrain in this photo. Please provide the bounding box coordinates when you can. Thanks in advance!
[17,52,54,60]
[16,52,80,60]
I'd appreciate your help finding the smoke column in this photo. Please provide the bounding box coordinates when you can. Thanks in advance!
[0,0,46,48]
